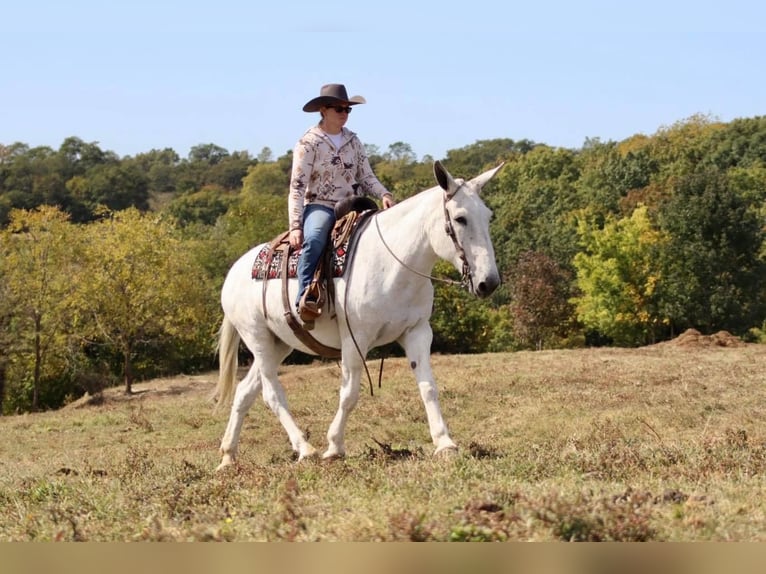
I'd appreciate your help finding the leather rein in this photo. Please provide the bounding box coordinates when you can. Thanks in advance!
[373,186,475,293]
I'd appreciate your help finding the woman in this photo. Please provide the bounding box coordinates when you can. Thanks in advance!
[288,83,395,326]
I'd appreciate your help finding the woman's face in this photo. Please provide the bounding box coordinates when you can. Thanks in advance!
[321,104,351,130]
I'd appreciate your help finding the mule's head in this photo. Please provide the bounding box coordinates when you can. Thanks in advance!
[433,160,504,298]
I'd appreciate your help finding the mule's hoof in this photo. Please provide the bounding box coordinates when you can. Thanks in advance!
[298,445,319,462]
[434,444,458,458]
[216,453,236,471]
[321,451,346,462]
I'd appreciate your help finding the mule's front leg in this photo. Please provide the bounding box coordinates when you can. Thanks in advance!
[324,361,362,459]
[400,323,457,455]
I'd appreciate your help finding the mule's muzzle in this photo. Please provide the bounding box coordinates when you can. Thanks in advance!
[475,272,500,298]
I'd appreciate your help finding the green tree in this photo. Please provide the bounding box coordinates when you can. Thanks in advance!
[430,263,493,354]
[490,145,583,282]
[572,206,668,346]
[79,209,213,393]
[188,143,229,165]
[0,250,12,413]
[204,151,254,190]
[241,159,291,197]
[576,138,657,219]
[257,147,273,163]
[376,160,434,201]
[174,145,254,194]
[656,166,765,335]
[199,151,293,284]
[442,138,535,178]
[360,142,423,197]
[705,116,766,170]
[57,137,115,175]
[0,144,62,221]
[164,185,234,226]
[124,148,181,196]
[205,188,288,282]
[0,206,84,411]
[72,162,150,217]
[383,141,417,164]
[364,144,383,165]
[645,114,724,181]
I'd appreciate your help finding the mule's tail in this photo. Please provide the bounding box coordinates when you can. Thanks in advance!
[211,315,240,413]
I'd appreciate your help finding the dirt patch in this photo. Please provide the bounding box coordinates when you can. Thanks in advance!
[64,372,216,409]
[656,328,746,349]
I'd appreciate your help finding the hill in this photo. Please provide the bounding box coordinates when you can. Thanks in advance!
[1,340,765,541]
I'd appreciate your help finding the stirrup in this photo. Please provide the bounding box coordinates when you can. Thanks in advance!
[298,297,321,324]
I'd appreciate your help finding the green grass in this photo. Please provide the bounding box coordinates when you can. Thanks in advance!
[1,343,765,541]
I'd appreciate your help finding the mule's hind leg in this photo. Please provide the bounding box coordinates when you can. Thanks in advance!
[218,362,262,470]
[218,356,318,468]
[260,363,318,461]
[399,321,457,455]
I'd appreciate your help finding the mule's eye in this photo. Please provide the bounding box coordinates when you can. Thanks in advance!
[455,216,467,225]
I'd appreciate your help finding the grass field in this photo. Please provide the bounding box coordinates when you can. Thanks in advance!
[1,331,764,541]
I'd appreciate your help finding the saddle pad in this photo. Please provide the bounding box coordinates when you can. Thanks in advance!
[251,242,349,281]
[251,208,376,281]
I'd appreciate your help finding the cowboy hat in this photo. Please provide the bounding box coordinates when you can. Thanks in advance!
[302,83,366,112]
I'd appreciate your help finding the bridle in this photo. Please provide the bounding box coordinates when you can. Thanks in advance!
[442,190,475,293]
[374,185,475,293]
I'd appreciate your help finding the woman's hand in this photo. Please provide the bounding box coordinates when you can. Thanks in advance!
[289,229,303,249]
[382,195,395,209]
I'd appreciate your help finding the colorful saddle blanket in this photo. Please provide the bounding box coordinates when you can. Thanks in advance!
[251,240,350,280]
[251,209,373,281]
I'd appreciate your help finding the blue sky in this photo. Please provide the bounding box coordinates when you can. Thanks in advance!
[3,0,764,161]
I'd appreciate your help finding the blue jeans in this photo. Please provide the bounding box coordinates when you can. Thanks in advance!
[296,204,336,308]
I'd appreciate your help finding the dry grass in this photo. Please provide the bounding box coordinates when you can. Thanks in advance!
[1,336,765,541]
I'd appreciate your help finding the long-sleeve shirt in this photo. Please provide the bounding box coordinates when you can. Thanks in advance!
[288,125,391,230]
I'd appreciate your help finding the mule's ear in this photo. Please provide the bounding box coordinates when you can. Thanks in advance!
[434,160,451,192]
[470,161,505,193]
[434,160,462,199]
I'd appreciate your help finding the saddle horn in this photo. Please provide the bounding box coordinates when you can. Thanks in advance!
[334,195,379,219]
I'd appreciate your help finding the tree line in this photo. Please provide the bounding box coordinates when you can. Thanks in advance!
[1,113,765,413]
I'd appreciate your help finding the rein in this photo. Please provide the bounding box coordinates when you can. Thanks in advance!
[340,214,378,397]
[373,188,474,291]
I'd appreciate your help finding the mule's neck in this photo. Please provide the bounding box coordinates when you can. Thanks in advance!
[375,185,447,277]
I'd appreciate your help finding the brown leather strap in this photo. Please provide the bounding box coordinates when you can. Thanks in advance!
[261,231,290,322]
[279,241,341,359]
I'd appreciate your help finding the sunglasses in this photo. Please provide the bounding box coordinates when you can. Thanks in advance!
[328,105,352,114]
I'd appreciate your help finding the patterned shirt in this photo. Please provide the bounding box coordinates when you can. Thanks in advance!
[288,125,391,230]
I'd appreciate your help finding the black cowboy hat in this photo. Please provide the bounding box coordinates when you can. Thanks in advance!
[302,83,366,112]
